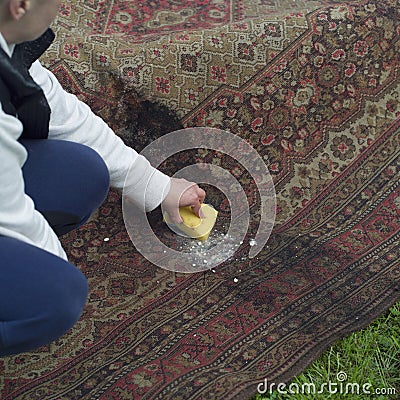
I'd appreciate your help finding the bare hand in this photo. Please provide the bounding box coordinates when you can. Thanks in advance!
[161,178,206,224]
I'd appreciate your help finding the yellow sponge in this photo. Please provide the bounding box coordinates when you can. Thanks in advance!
[164,204,218,241]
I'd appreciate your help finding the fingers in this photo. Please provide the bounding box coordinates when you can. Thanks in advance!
[197,186,206,204]
[191,201,203,219]
[195,186,206,217]
[184,184,206,217]
[168,209,183,224]
[162,178,207,224]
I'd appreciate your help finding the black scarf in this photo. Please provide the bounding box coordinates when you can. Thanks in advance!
[0,28,55,139]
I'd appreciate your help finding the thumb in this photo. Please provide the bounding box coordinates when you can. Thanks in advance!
[191,202,204,218]
[167,209,183,225]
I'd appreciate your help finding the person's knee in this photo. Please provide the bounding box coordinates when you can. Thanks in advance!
[21,139,110,235]
[47,266,88,337]
[27,264,88,352]
[0,237,89,356]
[22,138,110,211]
[78,143,110,199]
[0,261,88,357]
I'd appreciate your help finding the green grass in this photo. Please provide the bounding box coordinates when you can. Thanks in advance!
[252,302,400,400]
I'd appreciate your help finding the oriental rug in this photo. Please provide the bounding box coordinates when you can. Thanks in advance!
[1,0,400,399]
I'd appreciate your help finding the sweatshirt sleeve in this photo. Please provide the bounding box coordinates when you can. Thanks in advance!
[30,60,171,211]
[0,105,68,260]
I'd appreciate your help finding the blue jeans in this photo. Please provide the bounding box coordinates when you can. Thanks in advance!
[0,139,110,356]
